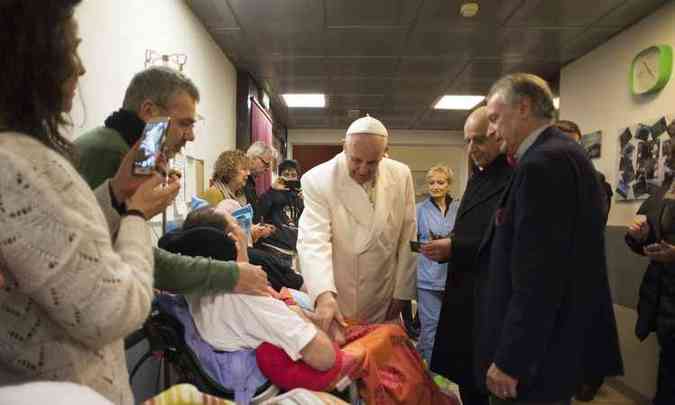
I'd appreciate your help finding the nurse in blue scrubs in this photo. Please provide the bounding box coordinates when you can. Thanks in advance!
[415,165,460,363]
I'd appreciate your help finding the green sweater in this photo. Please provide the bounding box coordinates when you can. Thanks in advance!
[76,125,240,294]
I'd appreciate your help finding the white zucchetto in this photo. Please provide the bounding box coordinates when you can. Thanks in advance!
[346,115,388,137]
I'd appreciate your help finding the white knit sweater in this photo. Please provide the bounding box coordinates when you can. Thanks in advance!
[0,132,154,404]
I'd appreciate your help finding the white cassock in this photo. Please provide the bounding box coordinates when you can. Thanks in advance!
[297,152,417,324]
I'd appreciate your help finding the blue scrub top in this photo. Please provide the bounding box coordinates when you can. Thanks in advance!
[416,195,459,291]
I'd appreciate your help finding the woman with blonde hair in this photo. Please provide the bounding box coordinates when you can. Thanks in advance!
[415,164,460,363]
[200,150,251,206]
[199,150,275,242]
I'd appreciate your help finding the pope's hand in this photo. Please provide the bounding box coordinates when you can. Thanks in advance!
[420,238,452,262]
[314,292,347,333]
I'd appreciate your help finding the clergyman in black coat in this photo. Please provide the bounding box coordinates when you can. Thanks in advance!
[424,106,513,405]
[475,73,622,405]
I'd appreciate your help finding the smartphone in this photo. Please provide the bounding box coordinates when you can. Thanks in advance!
[133,117,170,175]
[410,241,425,253]
[284,179,301,191]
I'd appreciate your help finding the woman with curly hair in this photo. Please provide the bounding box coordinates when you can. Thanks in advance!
[0,1,178,403]
[200,150,251,206]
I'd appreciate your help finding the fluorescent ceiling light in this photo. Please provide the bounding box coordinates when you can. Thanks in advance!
[282,93,326,108]
[434,95,484,110]
[553,97,560,110]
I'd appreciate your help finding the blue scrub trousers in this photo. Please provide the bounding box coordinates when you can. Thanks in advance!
[416,288,444,364]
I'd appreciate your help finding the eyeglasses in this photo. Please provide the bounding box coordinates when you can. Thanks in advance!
[258,156,272,169]
[152,100,202,130]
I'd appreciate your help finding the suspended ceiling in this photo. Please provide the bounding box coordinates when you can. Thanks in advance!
[187,0,669,130]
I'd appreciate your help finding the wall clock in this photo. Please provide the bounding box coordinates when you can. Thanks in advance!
[630,44,673,95]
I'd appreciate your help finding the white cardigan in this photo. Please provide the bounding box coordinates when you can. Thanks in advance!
[0,132,154,405]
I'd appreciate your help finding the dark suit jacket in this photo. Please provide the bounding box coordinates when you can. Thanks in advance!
[475,127,622,401]
[430,154,513,388]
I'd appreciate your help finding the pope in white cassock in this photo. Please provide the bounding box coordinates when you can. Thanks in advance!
[297,115,417,333]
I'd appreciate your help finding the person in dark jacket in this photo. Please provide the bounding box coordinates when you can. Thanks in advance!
[423,106,512,405]
[257,159,305,251]
[625,170,675,405]
[475,73,621,405]
[553,119,617,401]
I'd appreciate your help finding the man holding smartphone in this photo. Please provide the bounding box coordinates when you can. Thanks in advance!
[76,66,268,297]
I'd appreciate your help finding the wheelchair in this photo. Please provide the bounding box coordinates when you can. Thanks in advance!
[127,293,279,403]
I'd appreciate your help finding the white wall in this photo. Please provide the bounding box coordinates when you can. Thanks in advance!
[560,1,675,227]
[560,2,675,399]
[288,128,468,195]
[71,0,237,184]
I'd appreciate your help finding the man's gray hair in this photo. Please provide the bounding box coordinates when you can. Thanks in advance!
[246,141,279,160]
[122,66,200,112]
[487,73,555,120]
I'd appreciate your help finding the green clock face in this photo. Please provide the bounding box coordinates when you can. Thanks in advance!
[631,45,673,95]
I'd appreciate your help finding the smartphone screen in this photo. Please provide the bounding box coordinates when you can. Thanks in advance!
[133,117,170,175]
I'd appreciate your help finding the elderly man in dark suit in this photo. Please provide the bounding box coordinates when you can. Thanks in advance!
[476,73,622,405]
[422,106,512,405]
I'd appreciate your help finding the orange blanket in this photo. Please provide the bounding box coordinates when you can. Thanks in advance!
[344,323,460,405]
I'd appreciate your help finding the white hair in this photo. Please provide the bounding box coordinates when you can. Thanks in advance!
[246,141,279,160]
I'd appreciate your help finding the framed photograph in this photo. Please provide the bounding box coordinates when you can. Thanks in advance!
[580,131,602,159]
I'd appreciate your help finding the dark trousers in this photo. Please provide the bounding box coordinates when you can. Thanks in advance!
[489,398,570,405]
[459,385,489,405]
[654,340,675,405]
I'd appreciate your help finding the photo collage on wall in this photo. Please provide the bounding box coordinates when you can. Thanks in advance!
[615,114,675,201]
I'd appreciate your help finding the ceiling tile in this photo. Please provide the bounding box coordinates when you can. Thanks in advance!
[594,0,670,27]
[328,77,394,94]
[325,0,420,27]
[272,76,328,93]
[404,29,497,58]
[505,0,624,28]
[561,28,623,63]
[271,58,327,77]
[329,94,386,110]
[397,57,466,80]
[228,0,324,33]
[325,57,399,77]
[414,0,523,32]
[244,31,326,56]
[324,29,406,57]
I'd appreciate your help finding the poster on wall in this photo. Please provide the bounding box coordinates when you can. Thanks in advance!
[615,115,675,201]
[580,131,602,159]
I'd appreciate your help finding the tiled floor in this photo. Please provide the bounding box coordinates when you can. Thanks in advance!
[572,384,645,405]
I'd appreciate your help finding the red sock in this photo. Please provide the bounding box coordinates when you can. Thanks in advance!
[255,342,343,391]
